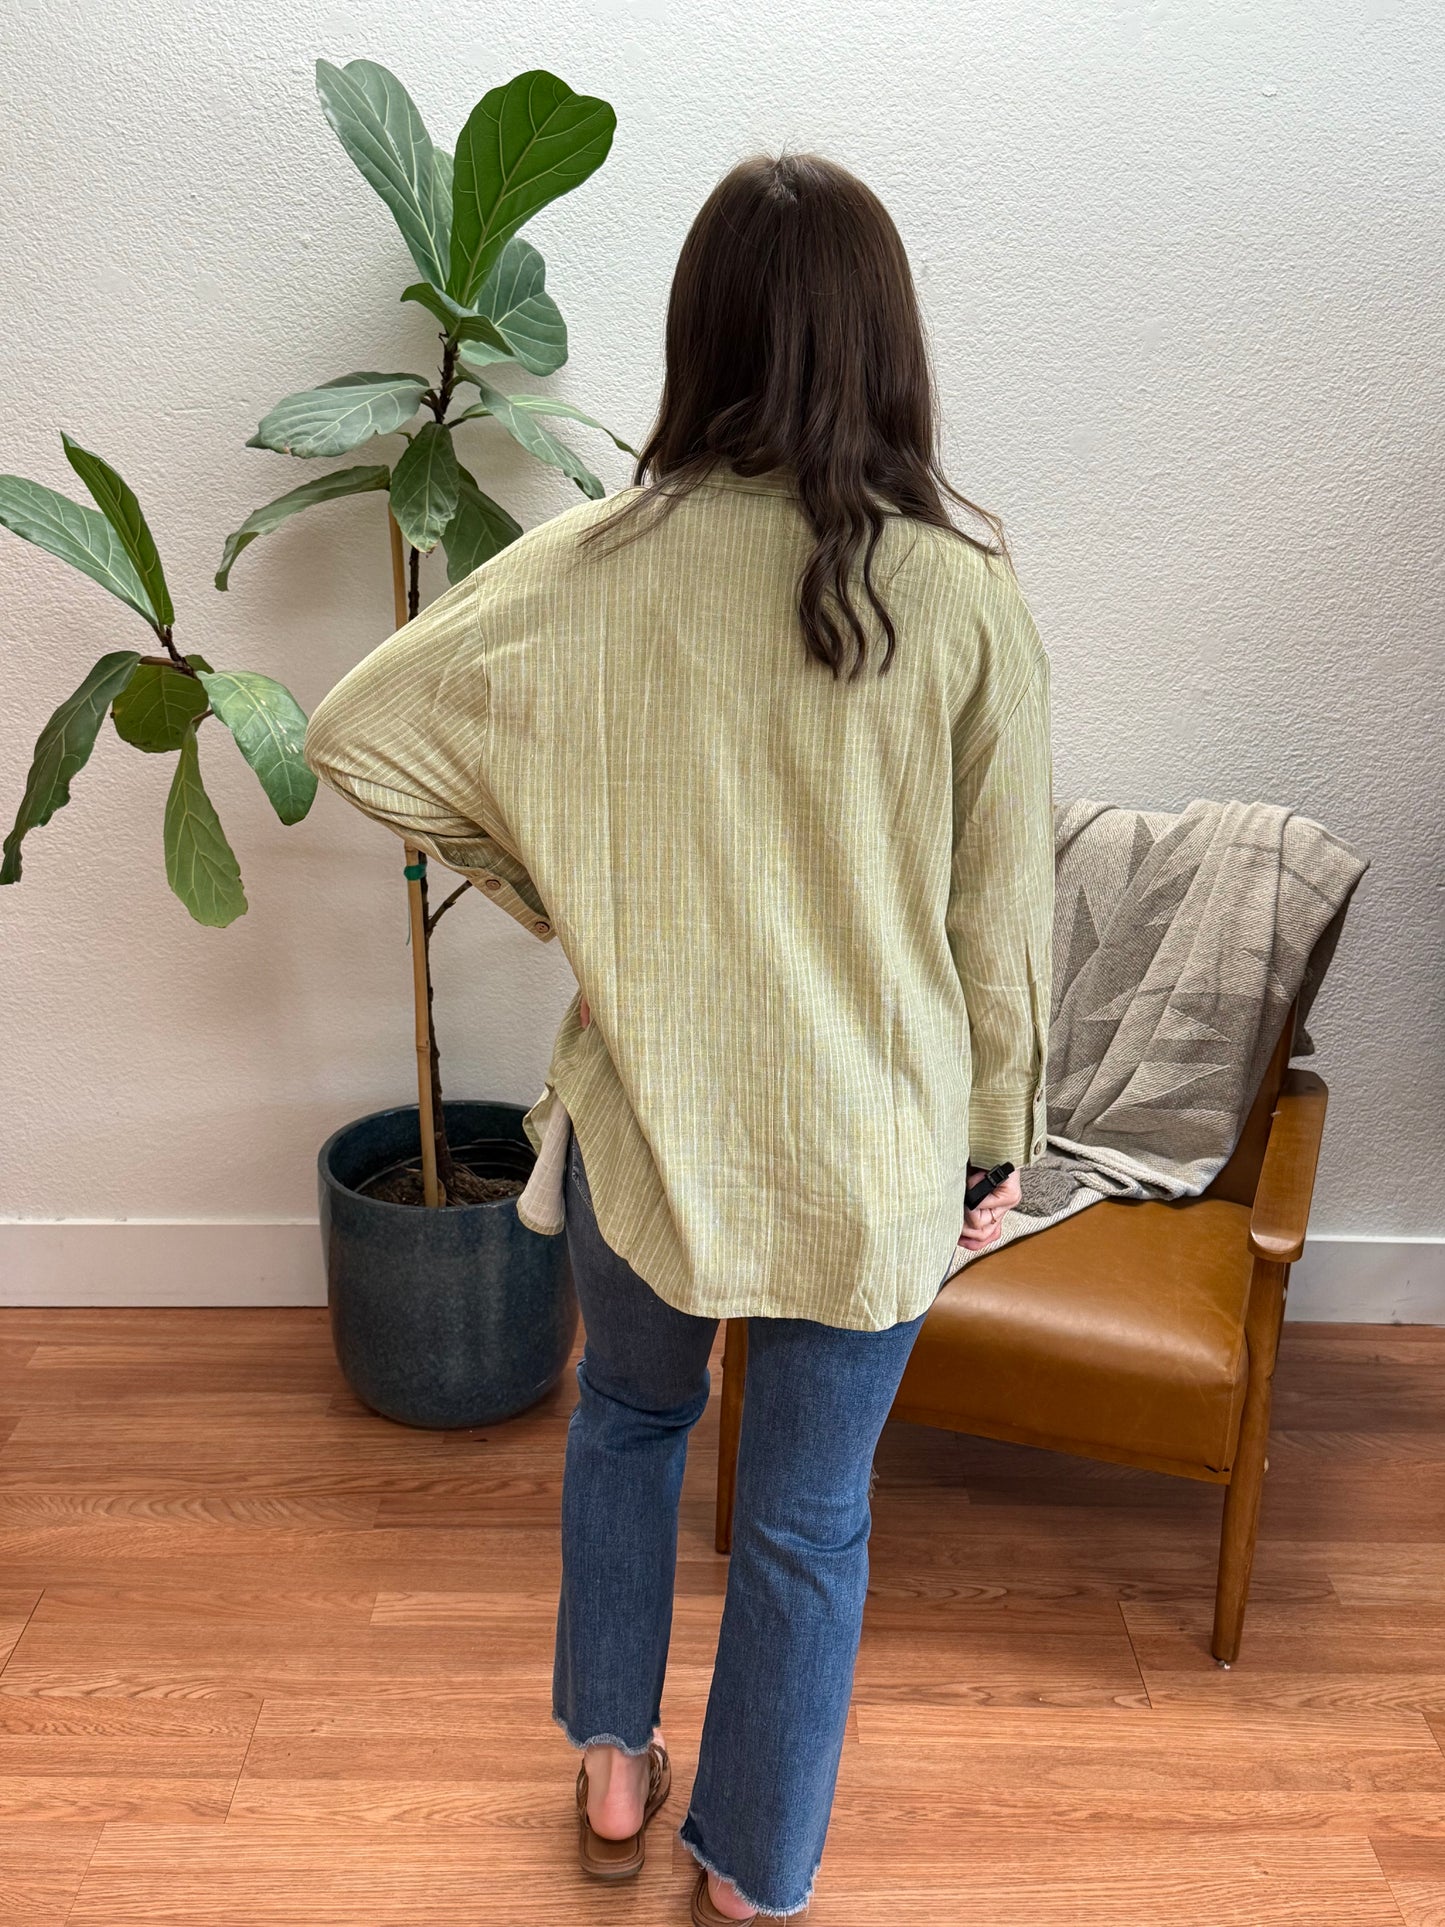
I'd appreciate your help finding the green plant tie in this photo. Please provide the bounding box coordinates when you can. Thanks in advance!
[403,859,426,880]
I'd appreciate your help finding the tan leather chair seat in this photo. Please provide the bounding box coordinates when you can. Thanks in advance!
[894,1197,1255,1478]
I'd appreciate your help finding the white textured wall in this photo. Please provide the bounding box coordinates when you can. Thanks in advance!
[1,1,1441,1273]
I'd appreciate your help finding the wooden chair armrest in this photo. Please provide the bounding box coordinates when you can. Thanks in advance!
[1249,1068,1328,1264]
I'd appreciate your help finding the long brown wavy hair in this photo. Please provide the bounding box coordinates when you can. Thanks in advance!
[582,150,1007,680]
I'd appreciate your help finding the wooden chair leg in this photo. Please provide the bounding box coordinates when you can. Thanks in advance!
[1212,1259,1288,1665]
[714,1318,748,1555]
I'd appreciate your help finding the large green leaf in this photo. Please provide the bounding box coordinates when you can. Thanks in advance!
[487,390,634,452]
[0,476,154,624]
[164,724,248,926]
[447,71,615,306]
[215,464,390,589]
[443,465,522,584]
[248,373,429,458]
[112,654,212,753]
[1,650,141,884]
[315,59,450,289]
[457,382,635,497]
[60,434,174,627]
[399,282,511,358]
[458,392,600,498]
[433,145,454,210]
[198,670,317,825]
[388,422,459,553]
[454,239,567,376]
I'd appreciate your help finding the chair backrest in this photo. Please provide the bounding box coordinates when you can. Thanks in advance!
[1201,996,1299,1206]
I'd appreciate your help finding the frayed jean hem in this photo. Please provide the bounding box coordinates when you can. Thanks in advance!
[551,1709,656,1757]
[679,1815,817,1918]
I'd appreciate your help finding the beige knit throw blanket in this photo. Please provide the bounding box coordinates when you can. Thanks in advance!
[519,797,1368,1274]
[941,797,1368,1281]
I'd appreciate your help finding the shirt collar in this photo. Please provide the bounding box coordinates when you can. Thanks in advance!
[692,463,798,497]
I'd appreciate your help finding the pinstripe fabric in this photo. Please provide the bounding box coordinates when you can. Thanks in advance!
[303,466,1053,1331]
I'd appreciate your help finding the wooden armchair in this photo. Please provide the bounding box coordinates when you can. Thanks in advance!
[713,998,1327,1666]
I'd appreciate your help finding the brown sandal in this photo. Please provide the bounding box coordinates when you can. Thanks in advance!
[575,1740,671,1880]
[691,1865,760,1925]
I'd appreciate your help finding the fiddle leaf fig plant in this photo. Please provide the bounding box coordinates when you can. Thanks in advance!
[218,61,633,604]
[217,58,630,1205]
[0,436,316,926]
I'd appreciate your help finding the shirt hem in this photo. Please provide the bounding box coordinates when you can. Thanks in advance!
[552,1067,965,1333]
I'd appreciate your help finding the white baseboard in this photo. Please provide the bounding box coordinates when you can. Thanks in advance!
[0,1221,325,1307]
[1284,1235,1445,1323]
[0,1222,1442,1320]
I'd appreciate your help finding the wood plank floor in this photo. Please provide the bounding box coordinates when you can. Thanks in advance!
[0,1309,1442,1925]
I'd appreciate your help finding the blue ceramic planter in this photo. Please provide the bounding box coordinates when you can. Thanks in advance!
[318,1100,577,1430]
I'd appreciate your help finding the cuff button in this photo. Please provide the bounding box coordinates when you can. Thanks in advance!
[533,919,551,935]
[482,877,502,892]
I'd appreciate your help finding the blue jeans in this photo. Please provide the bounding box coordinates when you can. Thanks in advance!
[553,1125,934,1916]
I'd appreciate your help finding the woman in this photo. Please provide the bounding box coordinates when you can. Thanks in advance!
[304,152,1052,1923]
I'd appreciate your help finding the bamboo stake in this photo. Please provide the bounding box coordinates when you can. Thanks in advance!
[389,509,440,1208]
[405,858,440,1207]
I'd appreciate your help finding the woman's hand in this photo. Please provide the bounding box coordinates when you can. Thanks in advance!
[958,1164,1022,1253]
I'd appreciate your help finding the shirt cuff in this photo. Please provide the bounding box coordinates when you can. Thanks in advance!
[969,1082,1049,1171]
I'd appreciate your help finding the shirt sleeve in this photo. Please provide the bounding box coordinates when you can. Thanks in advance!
[948,646,1054,1170]
[301,573,557,943]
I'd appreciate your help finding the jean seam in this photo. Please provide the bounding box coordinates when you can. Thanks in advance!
[551,1710,655,1757]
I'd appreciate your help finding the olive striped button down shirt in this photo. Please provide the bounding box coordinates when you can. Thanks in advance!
[303,467,1053,1332]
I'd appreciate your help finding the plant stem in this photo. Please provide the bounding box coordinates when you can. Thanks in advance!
[415,860,457,1199]
[426,880,470,935]
[154,625,192,672]
[432,336,460,424]
[407,544,420,620]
